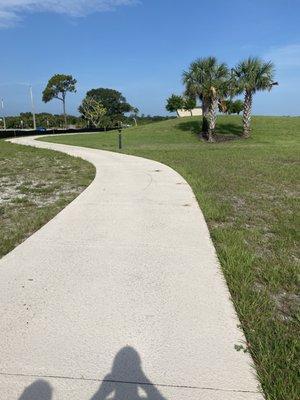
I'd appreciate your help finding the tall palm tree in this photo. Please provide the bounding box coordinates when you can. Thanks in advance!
[183,57,229,142]
[233,57,276,138]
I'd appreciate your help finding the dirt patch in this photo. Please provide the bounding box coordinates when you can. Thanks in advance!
[0,141,95,259]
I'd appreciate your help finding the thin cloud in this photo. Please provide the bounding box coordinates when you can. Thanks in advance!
[0,0,138,28]
[265,44,300,69]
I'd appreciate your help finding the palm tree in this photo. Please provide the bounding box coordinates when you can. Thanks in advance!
[183,57,229,142]
[233,57,276,138]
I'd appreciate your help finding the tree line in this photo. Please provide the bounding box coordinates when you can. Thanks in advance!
[1,110,173,130]
[1,79,172,129]
[34,74,173,130]
[41,74,138,130]
[2,112,81,130]
[166,56,277,141]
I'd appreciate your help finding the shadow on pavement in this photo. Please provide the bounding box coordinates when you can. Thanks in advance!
[18,379,53,400]
[90,346,167,400]
[17,347,167,400]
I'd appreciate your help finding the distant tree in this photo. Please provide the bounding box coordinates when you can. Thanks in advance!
[218,99,229,114]
[100,115,113,131]
[233,57,277,137]
[79,88,132,127]
[5,112,82,129]
[183,97,197,116]
[19,112,33,128]
[232,99,244,115]
[125,114,174,126]
[166,95,184,116]
[218,99,233,114]
[42,74,77,128]
[218,99,244,115]
[130,107,139,126]
[183,57,230,141]
[80,97,107,128]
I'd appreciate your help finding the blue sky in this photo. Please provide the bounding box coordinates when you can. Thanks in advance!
[0,0,299,116]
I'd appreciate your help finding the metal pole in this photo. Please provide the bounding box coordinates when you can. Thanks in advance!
[1,98,6,130]
[29,86,37,130]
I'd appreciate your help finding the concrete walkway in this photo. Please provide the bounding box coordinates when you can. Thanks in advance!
[0,136,264,399]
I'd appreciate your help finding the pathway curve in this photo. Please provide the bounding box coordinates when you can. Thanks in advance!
[0,136,264,399]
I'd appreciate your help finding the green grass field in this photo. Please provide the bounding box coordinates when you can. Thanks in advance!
[41,115,300,400]
[0,141,95,259]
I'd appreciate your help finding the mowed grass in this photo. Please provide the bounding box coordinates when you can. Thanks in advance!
[0,141,95,259]
[40,115,299,400]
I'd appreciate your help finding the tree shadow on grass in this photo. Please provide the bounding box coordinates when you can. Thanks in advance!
[215,123,242,136]
[177,120,243,142]
[177,120,202,135]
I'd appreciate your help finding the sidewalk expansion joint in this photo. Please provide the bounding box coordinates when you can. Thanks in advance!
[0,371,261,394]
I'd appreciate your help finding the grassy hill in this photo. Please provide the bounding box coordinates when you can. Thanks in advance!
[40,115,300,400]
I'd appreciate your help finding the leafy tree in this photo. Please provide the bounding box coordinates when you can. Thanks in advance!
[5,112,82,129]
[80,97,107,128]
[165,95,184,116]
[218,99,244,115]
[232,99,244,115]
[218,99,230,114]
[183,57,230,142]
[42,74,77,128]
[233,57,277,137]
[130,107,139,126]
[183,97,197,116]
[80,88,132,127]
[100,115,113,131]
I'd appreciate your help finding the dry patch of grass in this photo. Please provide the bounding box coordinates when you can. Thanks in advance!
[0,141,95,259]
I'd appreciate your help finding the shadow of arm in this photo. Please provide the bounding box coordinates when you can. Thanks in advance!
[89,375,115,400]
[139,373,167,400]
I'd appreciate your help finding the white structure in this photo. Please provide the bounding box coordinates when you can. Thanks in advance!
[177,107,203,117]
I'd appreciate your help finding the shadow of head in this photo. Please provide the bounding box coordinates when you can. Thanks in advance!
[18,379,52,400]
[91,346,167,400]
[112,346,141,378]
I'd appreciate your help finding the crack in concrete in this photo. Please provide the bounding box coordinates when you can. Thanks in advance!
[0,371,261,394]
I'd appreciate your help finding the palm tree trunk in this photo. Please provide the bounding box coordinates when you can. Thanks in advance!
[242,91,252,138]
[207,97,218,142]
[202,99,209,134]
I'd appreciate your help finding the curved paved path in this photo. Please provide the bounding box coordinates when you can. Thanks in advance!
[0,136,264,399]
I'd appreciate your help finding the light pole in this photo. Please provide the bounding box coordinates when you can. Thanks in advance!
[29,86,37,130]
[1,98,6,130]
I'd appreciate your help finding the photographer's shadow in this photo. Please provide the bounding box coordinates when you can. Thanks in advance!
[17,347,166,400]
[18,379,52,400]
[90,346,167,400]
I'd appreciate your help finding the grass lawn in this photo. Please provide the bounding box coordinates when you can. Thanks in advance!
[0,140,95,259]
[41,115,300,400]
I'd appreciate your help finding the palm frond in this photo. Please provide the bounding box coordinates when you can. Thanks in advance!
[233,57,276,93]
